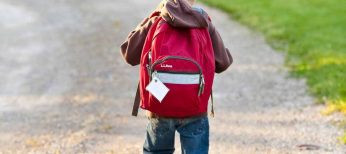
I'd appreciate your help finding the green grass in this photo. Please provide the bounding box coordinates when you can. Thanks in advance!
[200,0,346,143]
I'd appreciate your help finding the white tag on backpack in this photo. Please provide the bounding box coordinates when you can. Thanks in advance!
[145,76,169,102]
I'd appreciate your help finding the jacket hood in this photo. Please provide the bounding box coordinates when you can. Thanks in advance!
[157,0,209,28]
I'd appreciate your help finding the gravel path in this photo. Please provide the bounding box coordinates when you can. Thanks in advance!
[0,0,345,153]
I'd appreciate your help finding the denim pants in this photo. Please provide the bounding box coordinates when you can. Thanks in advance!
[143,115,209,154]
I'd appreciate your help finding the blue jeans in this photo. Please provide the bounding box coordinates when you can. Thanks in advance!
[143,115,209,154]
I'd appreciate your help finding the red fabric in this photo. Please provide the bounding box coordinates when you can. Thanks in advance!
[139,18,215,117]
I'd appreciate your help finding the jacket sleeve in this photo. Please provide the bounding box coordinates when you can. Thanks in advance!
[208,22,233,73]
[120,14,159,66]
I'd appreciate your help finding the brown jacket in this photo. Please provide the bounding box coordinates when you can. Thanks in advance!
[120,0,232,73]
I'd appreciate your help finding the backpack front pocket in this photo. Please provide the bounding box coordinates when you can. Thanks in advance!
[147,56,206,115]
[148,71,202,113]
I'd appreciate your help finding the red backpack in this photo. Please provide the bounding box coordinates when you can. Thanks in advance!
[132,17,215,118]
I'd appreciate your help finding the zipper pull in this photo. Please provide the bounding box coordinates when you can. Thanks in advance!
[201,76,205,93]
[198,75,205,96]
[148,51,152,64]
[151,71,157,81]
[147,51,153,80]
[146,64,151,77]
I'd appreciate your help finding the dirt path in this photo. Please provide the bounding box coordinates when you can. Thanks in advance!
[0,0,345,153]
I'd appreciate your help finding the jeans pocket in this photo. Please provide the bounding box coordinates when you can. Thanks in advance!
[179,116,209,136]
[148,118,172,137]
[193,117,209,135]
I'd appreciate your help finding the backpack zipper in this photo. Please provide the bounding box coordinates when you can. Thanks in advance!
[146,51,153,80]
[156,70,199,74]
[150,56,205,96]
[151,56,202,74]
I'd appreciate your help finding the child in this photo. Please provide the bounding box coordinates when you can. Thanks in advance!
[121,0,232,153]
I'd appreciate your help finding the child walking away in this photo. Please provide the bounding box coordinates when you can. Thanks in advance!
[120,0,232,153]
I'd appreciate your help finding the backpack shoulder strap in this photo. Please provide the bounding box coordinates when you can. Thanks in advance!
[146,17,163,43]
[132,17,162,117]
[210,89,215,117]
[132,83,141,116]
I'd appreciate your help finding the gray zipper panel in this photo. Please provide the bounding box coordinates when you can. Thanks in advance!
[153,72,200,84]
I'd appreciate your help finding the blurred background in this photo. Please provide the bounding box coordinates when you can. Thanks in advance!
[0,0,345,153]
[201,0,346,116]
[202,0,346,143]
[0,0,161,153]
